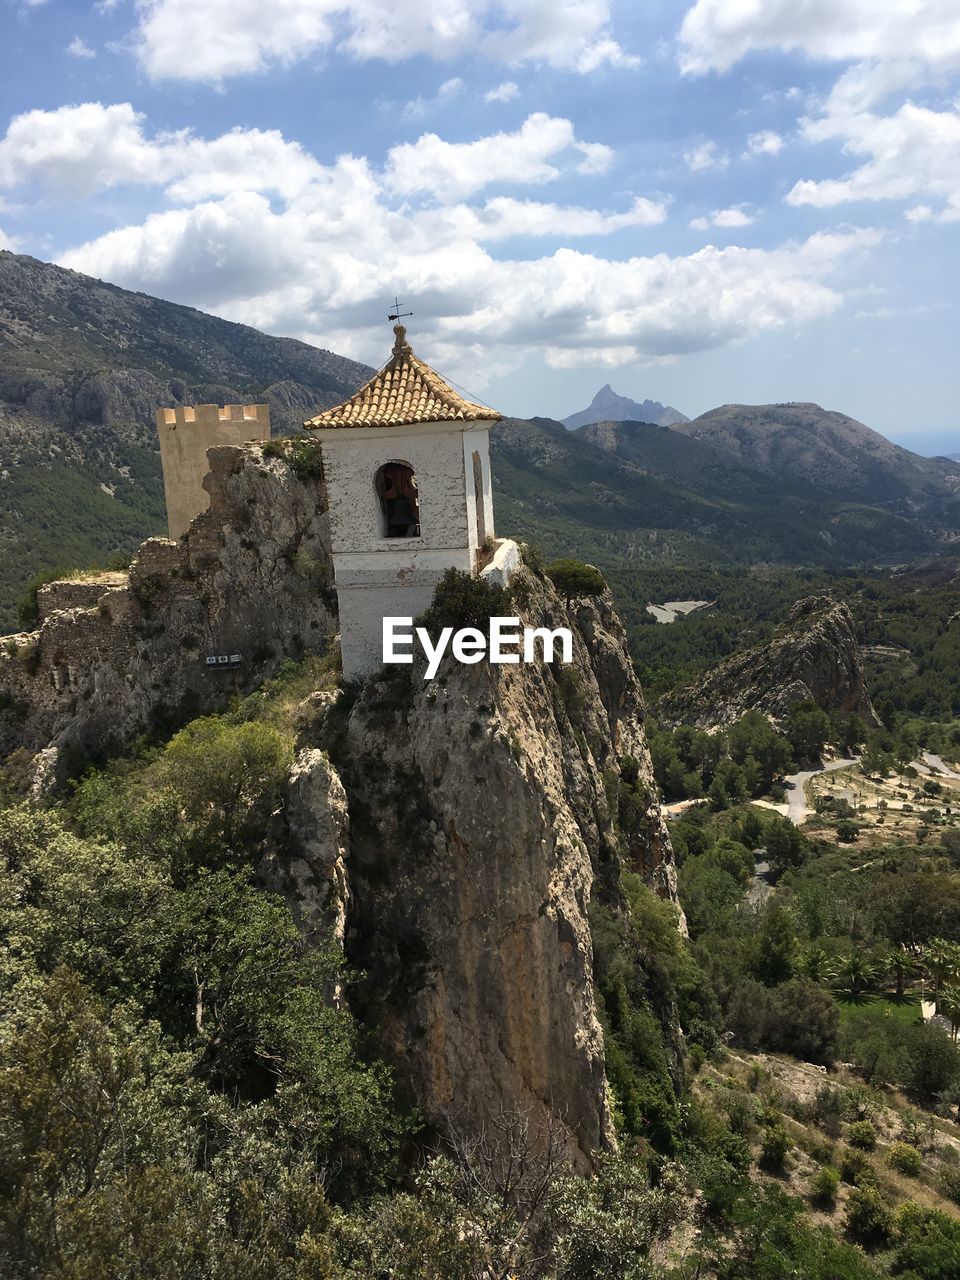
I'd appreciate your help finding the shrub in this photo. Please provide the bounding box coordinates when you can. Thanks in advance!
[760,1123,791,1170]
[847,1120,877,1151]
[687,1043,707,1074]
[939,1164,960,1205]
[809,1165,840,1206]
[287,438,325,482]
[544,558,606,608]
[895,1203,960,1278]
[844,1186,892,1245]
[813,1085,846,1137]
[885,1142,922,1176]
[418,568,509,637]
[839,1148,877,1188]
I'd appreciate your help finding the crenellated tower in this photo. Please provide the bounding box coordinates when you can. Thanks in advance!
[156,402,270,539]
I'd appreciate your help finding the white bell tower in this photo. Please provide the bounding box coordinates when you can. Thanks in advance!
[305,324,502,679]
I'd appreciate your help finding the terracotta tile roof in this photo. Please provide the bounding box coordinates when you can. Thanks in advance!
[304,325,501,430]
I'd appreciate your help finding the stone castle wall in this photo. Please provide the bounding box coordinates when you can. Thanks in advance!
[157,403,271,539]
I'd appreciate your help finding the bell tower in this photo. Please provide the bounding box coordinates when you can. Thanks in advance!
[305,325,501,679]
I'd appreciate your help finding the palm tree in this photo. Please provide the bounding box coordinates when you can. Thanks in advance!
[922,938,960,1010]
[833,948,883,996]
[938,982,960,1039]
[801,945,839,986]
[886,945,924,999]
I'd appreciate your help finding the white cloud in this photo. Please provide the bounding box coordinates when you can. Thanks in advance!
[683,140,727,172]
[403,77,463,121]
[47,116,878,375]
[787,102,960,222]
[746,129,784,156]
[678,0,960,88]
[385,113,612,202]
[61,203,874,371]
[0,103,325,201]
[690,204,756,230]
[0,226,18,250]
[134,0,635,82]
[67,36,96,59]
[439,195,667,239]
[677,1,960,225]
[485,81,519,104]
[0,97,878,377]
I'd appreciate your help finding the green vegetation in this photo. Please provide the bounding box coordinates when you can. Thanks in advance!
[417,565,510,635]
[544,557,607,608]
[0,452,165,633]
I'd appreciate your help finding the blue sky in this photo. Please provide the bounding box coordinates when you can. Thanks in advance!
[0,0,958,454]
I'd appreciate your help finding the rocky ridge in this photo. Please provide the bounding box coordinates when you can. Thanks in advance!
[0,440,336,769]
[563,385,689,430]
[654,595,881,731]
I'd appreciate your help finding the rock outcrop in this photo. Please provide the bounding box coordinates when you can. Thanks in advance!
[655,596,880,730]
[0,423,678,1166]
[295,564,677,1167]
[0,441,336,764]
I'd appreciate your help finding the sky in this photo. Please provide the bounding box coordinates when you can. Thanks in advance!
[0,0,958,455]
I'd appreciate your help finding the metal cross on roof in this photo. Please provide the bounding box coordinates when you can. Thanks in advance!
[387,296,413,322]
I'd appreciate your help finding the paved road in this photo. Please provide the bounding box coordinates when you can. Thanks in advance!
[783,757,859,826]
[923,751,960,780]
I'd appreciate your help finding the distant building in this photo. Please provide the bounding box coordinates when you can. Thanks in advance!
[304,324,502,679]
[156,402,270,539]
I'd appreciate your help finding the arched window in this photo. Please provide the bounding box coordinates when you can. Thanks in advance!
[374,462,420,538]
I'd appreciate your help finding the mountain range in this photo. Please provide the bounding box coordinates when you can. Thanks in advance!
[562,384,689,429]
[1,249,958,631]
[0,250,371,628]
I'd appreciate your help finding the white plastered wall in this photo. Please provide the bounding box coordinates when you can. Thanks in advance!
[311,420,493,677]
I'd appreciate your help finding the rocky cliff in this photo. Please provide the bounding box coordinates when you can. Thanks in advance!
[282,564,677,1167]
[0,439,336,775]
[655,595,880,731]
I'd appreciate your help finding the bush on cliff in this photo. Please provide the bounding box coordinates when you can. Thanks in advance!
[418,567,509,636]
[545,558,607,609]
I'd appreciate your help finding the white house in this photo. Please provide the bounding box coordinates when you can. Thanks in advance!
[305,324,503,678]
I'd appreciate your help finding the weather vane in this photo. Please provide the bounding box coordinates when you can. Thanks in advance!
[388,296,413,323]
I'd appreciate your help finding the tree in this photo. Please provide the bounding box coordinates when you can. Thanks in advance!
[844,1187,892,1246]
[545,558,607,608]
[753,905,798,986]
[786,700,832,765]
[832,948,883,996]
[769,978,840,1065]
[923,937,960,1008]
[885,945,923,999]
[938,983,960,1039]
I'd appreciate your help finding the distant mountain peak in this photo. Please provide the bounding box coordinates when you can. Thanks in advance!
[562,386,689,431]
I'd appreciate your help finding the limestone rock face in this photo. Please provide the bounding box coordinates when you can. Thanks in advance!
[655,595,880,730]
[262,747,351,959]
[308,565,676,1166]
[0,443,336,762]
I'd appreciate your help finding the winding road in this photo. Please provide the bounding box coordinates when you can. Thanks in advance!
[783,757,859,826]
